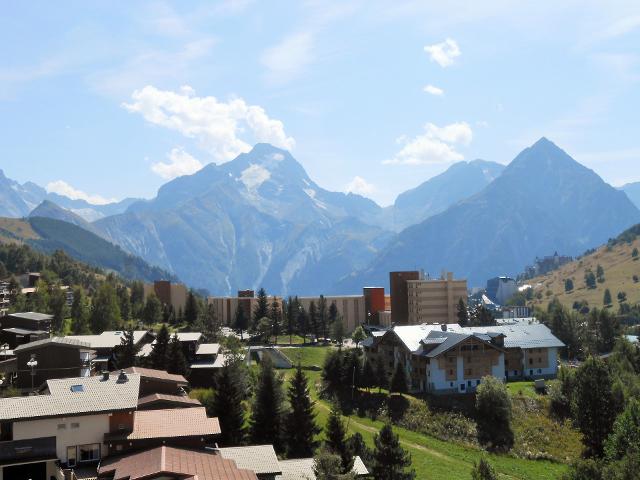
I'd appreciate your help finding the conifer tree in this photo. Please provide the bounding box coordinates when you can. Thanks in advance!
[351,326,366,349]
[167,333,189,377]
[285,297,296,344]
[270,297,281,344]
[285,365,320,458]
[149,324,170,371]
[325,402,353,472]
[375,355,388,392]
[142,293,162,325]
[250,357,285,452]
[48,286,68,333]
[233,305,248,341]
[117,285,131,322]
[457,298,468,326]
[362,361,375,391]
[332,315,345,344]
[116,325,139,369]
[328,301,338,335]
[390,362,408,394]
[91,282,121,332]
[372,424,415,480]
[253,288,269,330]
[209,362,246,446]
[603,288,612,306]
[471,457,498,480]
[71,287,91,334]
[297,304,309,344]
[318,295,328,341]
[184,291,199,325]
[476,376,514,450]
[309,300,319,341]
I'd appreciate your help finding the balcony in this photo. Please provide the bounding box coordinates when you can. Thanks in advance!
[0,436,57,465]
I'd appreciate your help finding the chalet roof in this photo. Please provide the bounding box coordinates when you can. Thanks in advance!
[67,330,150,349]
[7,312,53,322]
[125,407,220,440]
[152,331,202,343]
[196,343,220,355]
[123,366,188,385]
[277,456,368,479]
[218,445,281,475]
[13,336,92,353]
[3,327,49,336]
[421,331,477,357]
[137,393,201,409]
[98,446,258,480]
[446,323,565,349]
[0,372,140,421]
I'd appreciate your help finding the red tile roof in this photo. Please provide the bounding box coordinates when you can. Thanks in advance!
[137,393,202,408]
[127,407,220,440]
[98,446,258,480]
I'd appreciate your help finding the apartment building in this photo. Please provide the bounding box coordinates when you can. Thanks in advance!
[363,322,564,394]
[406,272,467,325]
[297,295,365,333]
[143,280,188,313]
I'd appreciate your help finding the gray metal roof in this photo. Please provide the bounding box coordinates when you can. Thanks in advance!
[218,445,282,475]
[2,327,48,335]
[67,331,150,349]
[196,343,220,355]
[8,312,53,321]
[0,372,140,421]
[277,456,368,479]
[13,336,92,352]
[446,323,565,349]
[421,331,472,358]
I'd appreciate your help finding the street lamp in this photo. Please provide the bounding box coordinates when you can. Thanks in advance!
[26,354,37,391]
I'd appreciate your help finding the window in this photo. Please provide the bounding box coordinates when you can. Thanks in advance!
[513,370,518,376]
[57,423,67,430]
[78,443,100,462]
[530,370,533,376]
[70,385,84,393]
[67,446,77,467]
[450,382,454,387]
[449,369,454,375]
[538,369,542,374]
[476,380,480,386]
[460,383,466,391]
[0,422,12,441]
[71,423,80,429]
[538,357,542,364]
[467,380,471,387]
[528,358,533,365]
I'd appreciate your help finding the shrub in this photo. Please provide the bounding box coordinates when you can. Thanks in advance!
[475,376,514,450]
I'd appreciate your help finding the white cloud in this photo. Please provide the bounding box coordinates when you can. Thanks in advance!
[151,148,204,180]
[46,180,115,205]
[261,32,314,84]
[123,85,295,162]
[240,164,271,190]
[345,176,376,196]
[424,38,461,67]
[384,122,472,166]
[423,84,444,96]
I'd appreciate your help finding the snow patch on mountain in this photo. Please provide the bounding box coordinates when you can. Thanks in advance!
[240,164,271,190]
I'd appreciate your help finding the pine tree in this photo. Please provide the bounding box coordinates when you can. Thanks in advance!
[184,291,199,325]
[372,424,415,480]
[48,286,68,333]
[318,295,328,341]
[322,349,344,393]
[328,301,338,335]
[298,305,309,344]
[361,361,375,391]
[351,326,366,349]
[233,305,248,341]
[471,457,498,480]
[167,333,189,377]
[332,315,346,344]
[325,402,353,472]
[313,449,357,480]
[117,285,131,322]
[116,325,139,369]
[565,278,574,293]
[476,376,514,450]
[603,289,612,306]
[309,300,319,341]
[149,324,170,371]
[456,298,468,326]
[346,432,373,470]
[285,365,321,458]
[285,297,296,344]
[270,298,281,344]
[375,355,388,392]
[142,294,162,325]
[70,287,91,334]
[390,362,408,394]
[208,362,246,446]
[91,282,121,333]
[250,357,285,452]
[573,357,616,457]
[252,288,269,330]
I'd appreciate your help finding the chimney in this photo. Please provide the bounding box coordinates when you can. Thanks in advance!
[117,370,128,383]
[102,371,110,381]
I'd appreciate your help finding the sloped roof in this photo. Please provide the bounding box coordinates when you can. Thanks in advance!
[98,446,258,480]
[446,323,565,349]
[218,445,281,475]
[196,343,220,355]
[125,407,220,440]
[392,324,442,352]
[3,327,48,335]
[137,393,201,409]
[0,372,140,421]
[124,366,188,385]
[13,336,92,353]
[277,456,368,479]
[421,331,472,357]
[152,332,202,343]
[67,330,150,349]
[8,312,53,322]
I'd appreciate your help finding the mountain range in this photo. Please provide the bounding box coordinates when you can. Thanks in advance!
[2,138,639,295]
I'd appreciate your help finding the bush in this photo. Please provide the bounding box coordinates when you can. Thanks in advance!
[475,376,514,451]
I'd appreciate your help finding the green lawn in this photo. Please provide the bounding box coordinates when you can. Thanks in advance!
[280,345,570,480]
[506,381,539,399]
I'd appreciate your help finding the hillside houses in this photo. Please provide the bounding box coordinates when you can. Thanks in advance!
[363,322,564,394]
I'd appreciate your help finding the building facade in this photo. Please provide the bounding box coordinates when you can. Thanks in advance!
[406,272,468,325]
[143,281,188,313]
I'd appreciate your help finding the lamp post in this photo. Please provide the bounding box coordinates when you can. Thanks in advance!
[26,354,37,391]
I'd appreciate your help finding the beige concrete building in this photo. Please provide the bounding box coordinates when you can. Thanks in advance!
[406,272,467,325]
[297,295,365,333]
[143,281,188,312]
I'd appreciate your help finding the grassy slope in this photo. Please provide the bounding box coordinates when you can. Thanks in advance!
[0,217,40,243]
[286,345,570,480]
[528,236,640,310]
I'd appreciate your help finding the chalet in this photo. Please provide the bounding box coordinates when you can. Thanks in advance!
[68,330,154,371]
[363,323,564,394]
[13,337,95,390]
[0,312,52,349]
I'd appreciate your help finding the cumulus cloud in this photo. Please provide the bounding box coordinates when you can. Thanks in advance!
[123,85,295,162]
[424,38,461,67]
[345,176,376,196]
[46,180,115,205]
[261,32,314,84]
[151,147,204,180]
[423,84,444,96]
[384,122,472,166]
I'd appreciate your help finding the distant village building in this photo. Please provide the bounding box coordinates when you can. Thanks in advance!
[143,280,188,313]
[522,252,573,279]
[486,276,518,306]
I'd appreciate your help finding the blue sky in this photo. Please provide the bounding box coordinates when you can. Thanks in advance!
[1,1,639,206]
